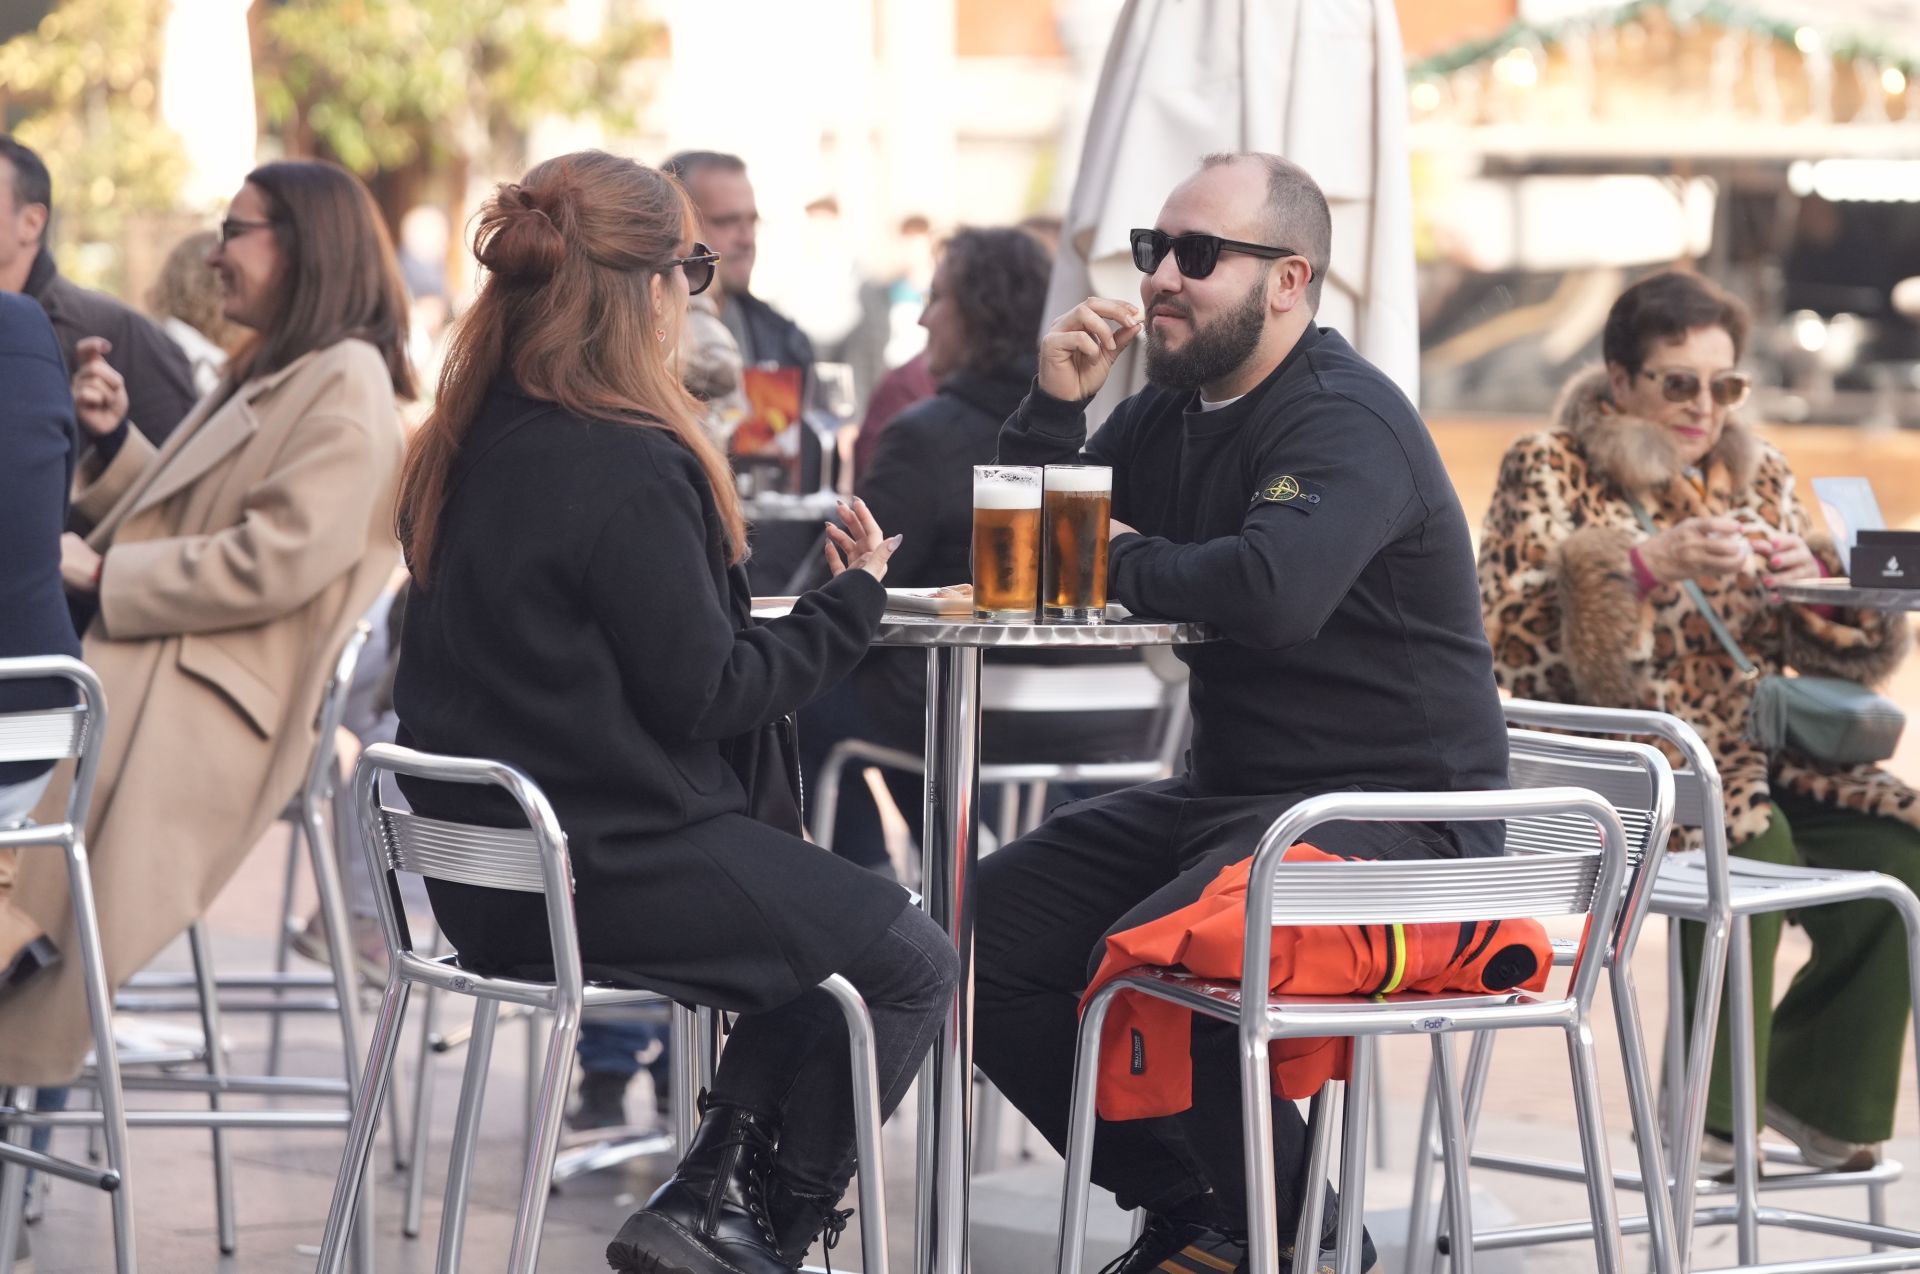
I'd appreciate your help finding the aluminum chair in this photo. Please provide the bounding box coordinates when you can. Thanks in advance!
[1404,724,1681,1274]
[1054,785,1637,1274]
[812,655,1190,872]
[317,743,892,1274]
[1457,698,1920,1273]
[0,657,133,1274]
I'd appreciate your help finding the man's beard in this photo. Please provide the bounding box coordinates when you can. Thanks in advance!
[1143,276,1267,391]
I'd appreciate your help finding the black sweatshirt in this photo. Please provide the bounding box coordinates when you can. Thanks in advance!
[998,325,1508,852]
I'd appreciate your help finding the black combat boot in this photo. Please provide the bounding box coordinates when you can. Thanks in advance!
[606,1099,794,1274]
[767,1176,856,1272]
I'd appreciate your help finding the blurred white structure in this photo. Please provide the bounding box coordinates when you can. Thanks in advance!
[159,0,258,209]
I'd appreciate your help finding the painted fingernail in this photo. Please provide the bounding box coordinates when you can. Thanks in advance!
[887,534,903,548]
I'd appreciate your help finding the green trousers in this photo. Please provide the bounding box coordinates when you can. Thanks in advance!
[1679,790,1920,1144]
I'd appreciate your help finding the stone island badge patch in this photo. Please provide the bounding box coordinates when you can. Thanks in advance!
[1254,473,1323,512]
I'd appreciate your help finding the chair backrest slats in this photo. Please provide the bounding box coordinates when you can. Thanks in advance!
[0,706,87,765]
[380,809,549,894]
[1265,852,1603,925]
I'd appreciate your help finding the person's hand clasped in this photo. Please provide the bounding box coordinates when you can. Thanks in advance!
[70,336,130,438]
[1752,529,1820,587]
[1637,516,1751,584]
[1038,297,1143,402]
[60,533,102,595]
[823,497,903,585]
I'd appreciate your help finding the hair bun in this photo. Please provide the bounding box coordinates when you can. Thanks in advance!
[474,182,567,284]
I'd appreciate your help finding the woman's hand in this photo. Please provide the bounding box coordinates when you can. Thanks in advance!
[1754,530,1820,586]
[1637,516,1750,584]
[70,337,130,438]
[823,497,903,585]
[60,533,102,595]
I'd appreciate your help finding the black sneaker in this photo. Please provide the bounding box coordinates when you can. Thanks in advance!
[1099,1213,1378,1274]
[570,1070,632,1132]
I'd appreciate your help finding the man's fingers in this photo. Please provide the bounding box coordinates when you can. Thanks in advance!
[1049,331,1103,364]
[1080,297,1142,325]
[75,336,112,363]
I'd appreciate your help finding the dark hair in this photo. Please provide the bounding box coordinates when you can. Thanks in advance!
[0,136,52,236]
[660,150,747,188]
[232,160,414,398]
[1200,152,1331,310]
[1602,269,1750,374]
[398,151,746,584]
[939,226,1053,379]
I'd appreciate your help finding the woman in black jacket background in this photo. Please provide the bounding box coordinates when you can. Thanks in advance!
[390,151,956,1274]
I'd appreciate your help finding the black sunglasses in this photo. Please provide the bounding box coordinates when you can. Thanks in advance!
[1130,228,1302,280]
[1641,367,1752,408]
[664,242,719,296]
[218,217,275,245]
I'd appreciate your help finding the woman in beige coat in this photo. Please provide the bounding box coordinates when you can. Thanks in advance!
[0,160,412,1083]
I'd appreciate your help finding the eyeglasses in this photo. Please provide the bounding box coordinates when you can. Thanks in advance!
[1640,367,1752,408]
[218,218,275,245]
[664,242,719,296]
[1130,228,1304,281]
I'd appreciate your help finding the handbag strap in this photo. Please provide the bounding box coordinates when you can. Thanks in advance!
[1623,495,1760,679]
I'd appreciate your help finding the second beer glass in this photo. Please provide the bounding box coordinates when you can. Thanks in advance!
[972,465,1042,620]
[1043,464,1112,621]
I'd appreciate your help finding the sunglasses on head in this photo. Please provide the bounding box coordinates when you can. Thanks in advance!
[664,242,719,296]
[1130,228,1303,281]
[1640,367,1752,408]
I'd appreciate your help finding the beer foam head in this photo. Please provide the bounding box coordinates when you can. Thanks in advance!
[1045,466,1112,492]
[974,477,1041,509]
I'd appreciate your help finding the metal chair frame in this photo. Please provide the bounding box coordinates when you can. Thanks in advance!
[318,743,892,1274]
[1054,785,1639,1274]
[1436,699,1920,1274]
[0,657,133,1274]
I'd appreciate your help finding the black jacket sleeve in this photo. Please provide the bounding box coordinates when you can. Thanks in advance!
[1106,399,1424,649]
[994,380,1134,472]
[584,476,887,742]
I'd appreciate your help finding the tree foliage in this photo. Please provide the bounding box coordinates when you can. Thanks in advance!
[0,0,188,287]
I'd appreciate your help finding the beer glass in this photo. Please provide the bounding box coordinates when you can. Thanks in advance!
[1043,465,1112,621]
[972,466,1042,620]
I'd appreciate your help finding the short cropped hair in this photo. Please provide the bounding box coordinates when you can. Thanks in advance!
[0,136,52,238]
[1602,270,1750,374]
[1200,152,1330,310]
[661,151,748,189]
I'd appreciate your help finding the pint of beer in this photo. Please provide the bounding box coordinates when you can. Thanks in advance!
[1042,465,1112,621]
[972,466,1042,620]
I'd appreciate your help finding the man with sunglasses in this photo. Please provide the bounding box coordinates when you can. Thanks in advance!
[974,153,1508,1272]
[0,136,196,448]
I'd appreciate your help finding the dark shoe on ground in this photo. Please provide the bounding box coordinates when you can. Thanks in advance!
[766,1178,854,1270]
[1098,1210,1377,1274]
[606,1100,793,1274]
[570,1070,633,1132]
[0,934,58,990]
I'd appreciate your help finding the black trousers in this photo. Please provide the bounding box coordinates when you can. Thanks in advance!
[973,777,1465,1234]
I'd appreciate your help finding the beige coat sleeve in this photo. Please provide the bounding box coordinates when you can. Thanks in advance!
[72,427,158,532]
[96,410,388,640]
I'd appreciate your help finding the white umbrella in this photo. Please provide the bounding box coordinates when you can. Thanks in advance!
[1047,0,1419,425]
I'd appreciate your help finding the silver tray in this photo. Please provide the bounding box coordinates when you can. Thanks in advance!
[750,599,1213,648]
[1773,578,1920,612]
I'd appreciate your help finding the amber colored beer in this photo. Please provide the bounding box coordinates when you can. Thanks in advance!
[1043,466,1112,621]
[972,467,1042,620]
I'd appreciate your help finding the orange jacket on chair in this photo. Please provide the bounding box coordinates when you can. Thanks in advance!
[1082,845,1555,1121]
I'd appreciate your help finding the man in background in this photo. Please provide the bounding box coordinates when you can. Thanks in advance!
[0,136,196,447]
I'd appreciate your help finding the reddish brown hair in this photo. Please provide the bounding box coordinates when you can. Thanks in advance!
[232,160,415,397]
[397,151,746,584]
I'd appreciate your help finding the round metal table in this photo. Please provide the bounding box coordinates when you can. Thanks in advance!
[1773,578,1920,611]
[754,602,1211,1274]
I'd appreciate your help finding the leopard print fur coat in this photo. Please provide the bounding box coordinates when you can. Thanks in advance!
[1479,367,1918,844]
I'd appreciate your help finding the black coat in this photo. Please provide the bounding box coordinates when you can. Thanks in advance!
[0,293,82,784]
[393,383,907,1011]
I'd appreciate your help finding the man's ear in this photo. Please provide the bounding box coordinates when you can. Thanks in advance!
[19,202,48,247]
[1270,257,1312,315]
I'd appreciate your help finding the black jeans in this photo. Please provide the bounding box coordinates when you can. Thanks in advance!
[708,903,959,1197]
[974,778,1464,1235]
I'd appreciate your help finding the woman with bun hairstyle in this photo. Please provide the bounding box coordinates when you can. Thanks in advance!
[390,150,957,1274]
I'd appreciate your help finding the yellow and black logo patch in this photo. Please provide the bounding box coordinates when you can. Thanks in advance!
[1254,473,1322,511]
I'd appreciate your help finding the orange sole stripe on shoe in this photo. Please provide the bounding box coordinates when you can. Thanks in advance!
[1158,1244,1240,1273]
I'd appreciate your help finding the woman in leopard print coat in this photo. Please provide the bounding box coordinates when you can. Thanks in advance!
[1479,270,1920,1166]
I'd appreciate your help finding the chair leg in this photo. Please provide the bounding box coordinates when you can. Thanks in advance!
[1291,1084,1337,1274]
[1430,1036,1475,1274]
[65,838,137,1274]
[1726,917,1763,1264]
[523,1008,543,1146]
[971,1074,1004,1174]
[1055,983,1119,1274]
[1336,1042,1376,1273]
[403,978,441,1239]
[0,1091,30,1274]
[1564,1021,1625,1274]
[314,977,412,1274]
[266,817,304,1077]
[1402,1059,1443,1274]
[507,1005,580,1274]
[435,999,499,1274]
[1432,1030,1494,1274]
[1609,963,1681,1274]
[1673,904,1729,1264]
[186,922,238,1255]
[823,974,890,1274]
[1369,1055,1389,1170]
[670,1003,699,1153]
